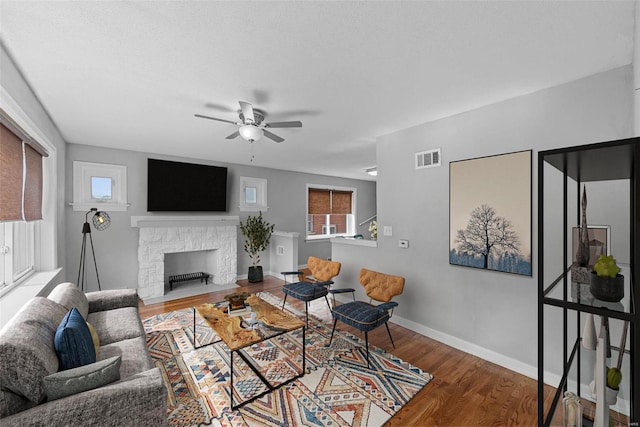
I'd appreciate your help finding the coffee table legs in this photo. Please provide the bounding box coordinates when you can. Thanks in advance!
[229,325,306,411]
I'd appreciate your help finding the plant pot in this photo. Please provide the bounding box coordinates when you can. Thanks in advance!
[605,386,618,406]
[248,266,263,283]
[589,272,624,302]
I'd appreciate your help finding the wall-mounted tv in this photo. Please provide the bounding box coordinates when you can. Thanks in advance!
[147,158,227,212]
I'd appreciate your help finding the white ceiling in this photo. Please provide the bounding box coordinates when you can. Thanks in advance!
[0,1,635,181]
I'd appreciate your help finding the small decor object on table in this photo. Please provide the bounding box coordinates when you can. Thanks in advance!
[224,292,250,311]
[590,255,624,302]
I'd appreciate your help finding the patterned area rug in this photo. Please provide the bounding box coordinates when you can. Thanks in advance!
[143,292,433,427]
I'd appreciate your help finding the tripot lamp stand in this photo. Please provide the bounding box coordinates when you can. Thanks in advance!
[77,208,111,292]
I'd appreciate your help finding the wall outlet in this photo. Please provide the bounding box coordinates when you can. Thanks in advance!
[383,226,393,236]
[276,245,285,256]
[399,239,409,248]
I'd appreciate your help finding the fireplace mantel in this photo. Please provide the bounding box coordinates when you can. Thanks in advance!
[131,215,239,228]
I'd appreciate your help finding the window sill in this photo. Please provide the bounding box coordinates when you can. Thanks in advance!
[0,267,62,326]
[70,202,130,212]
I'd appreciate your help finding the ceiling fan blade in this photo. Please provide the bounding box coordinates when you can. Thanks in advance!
[263,129,284,143]
[194,113,238,125]
[225,131,240,139]
[239,101,255,124]
[265,121,303,128]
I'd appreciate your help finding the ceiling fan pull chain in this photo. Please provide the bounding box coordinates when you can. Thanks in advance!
[250,141,255,163]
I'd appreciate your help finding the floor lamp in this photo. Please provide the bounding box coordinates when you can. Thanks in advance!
[77,208,111,292]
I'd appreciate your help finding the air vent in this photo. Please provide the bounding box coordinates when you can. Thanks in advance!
[415,148,441,169]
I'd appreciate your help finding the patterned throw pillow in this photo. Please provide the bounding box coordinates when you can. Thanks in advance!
[54,307,96,370]
[42,356,121,401]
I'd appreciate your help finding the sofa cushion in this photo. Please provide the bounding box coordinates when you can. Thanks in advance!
[0,388,37,418]
[47,282,89,319]
[54,307,96,370]
[87,306,144,346]
[42,355,121,401]
[99,336,153,378]
[0,297,67,403]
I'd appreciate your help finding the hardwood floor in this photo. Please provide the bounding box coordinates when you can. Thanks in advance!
[138,276,619,426]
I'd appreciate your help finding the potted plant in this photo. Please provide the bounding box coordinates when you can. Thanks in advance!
[590,255,624,302]
[239,212,275,283]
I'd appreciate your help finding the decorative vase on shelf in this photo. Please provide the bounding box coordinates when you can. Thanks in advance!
[563,391,582,427]
[582,313,597,350]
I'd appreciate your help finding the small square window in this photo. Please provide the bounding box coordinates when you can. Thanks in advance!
[72,161,129,211]
[244,187,257,204]
[239,177,267,211]
[91,177,112,200]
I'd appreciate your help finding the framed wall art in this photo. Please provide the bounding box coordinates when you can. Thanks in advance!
[571,225,610,265]
[449,150,532,276]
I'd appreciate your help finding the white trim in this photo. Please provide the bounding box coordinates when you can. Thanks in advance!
[239,176,268,212]
[72,161,129,211]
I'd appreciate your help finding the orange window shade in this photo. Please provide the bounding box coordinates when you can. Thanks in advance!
[0,123,24,221]
[308,188,331,215]
[331,190,352,214]
[24,144,43,221]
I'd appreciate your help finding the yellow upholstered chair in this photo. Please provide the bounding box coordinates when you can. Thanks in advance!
[281,256,343,326]
[328,268,405,368]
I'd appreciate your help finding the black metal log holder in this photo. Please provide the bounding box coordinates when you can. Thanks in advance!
[168,272,210,291]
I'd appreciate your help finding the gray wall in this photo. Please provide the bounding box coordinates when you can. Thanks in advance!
[332,66,633,384]
[64,144,376,290]
[1,43,67,272]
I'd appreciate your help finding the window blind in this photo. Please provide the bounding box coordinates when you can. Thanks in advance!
[0,121,45,221]
[308,188,353,215]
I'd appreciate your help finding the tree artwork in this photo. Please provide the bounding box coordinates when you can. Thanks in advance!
[449,150,532,276]
[454,204,520,269]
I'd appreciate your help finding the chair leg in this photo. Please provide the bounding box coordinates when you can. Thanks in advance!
[328,318,338,346]
[365,331,371,369]
[385,322,395,349]
[323,295,331,311]
[305,301,309,326]
[282,293,288,310]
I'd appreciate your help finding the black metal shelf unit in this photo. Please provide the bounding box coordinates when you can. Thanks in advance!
[537,137,639,426]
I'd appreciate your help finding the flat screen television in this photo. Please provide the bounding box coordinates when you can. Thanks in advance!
[147,158,227,212]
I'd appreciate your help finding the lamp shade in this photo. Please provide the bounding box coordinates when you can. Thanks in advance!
[92,211,111,231]
[239,125,263,142]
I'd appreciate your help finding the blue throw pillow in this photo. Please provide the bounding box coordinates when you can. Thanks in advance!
[54,307,96,370]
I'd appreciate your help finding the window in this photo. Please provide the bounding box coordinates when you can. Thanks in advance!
[306,185,356,239]
[239,177,268,211]
[71,161,129,211]
[0,222,35,288]
[0,109,50,295]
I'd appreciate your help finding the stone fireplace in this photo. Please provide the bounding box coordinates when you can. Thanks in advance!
[131,216,239,301]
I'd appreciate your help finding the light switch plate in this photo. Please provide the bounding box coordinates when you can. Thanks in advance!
[383,226,393,236]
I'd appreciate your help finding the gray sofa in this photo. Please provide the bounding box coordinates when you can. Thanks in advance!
[0,282,167,426]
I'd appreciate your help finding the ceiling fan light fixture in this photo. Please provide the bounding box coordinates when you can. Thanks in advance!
[239,125,263,142]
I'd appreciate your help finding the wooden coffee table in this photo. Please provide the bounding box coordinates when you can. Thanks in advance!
[193,294,306,410]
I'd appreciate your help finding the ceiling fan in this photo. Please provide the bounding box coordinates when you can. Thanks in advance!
[195,101,302,143]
